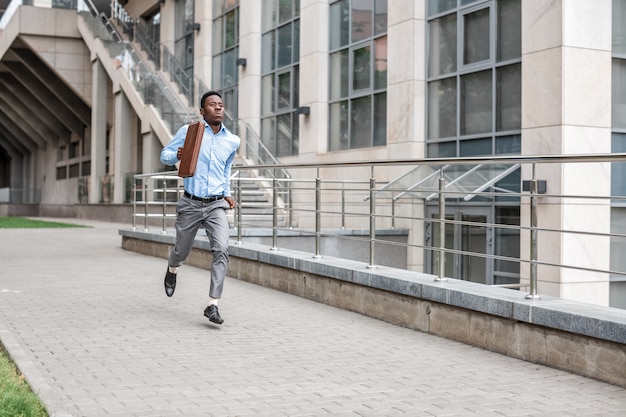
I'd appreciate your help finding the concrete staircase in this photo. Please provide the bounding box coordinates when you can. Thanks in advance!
[230,160,290,229]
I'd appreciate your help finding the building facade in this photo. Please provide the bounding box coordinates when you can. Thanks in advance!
[0,0,624,308]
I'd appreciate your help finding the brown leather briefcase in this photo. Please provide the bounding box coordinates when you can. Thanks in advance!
[178,121,204,178]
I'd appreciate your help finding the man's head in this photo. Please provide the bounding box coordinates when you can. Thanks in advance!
[199,91,224,127]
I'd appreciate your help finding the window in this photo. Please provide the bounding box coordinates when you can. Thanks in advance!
[174,0,195,103]
[261,0,300,157]
[329,0,387,151]
[213,0,240,133]
[427,0,521,158]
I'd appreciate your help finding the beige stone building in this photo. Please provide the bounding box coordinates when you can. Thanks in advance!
[0,0,624,308]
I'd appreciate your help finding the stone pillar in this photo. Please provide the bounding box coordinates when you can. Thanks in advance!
[387,0,427,271]
[521,0,612,305]
[113,91,132,204]
[237,0,262,142]
[142,131,161,174]
[90,59,107,203]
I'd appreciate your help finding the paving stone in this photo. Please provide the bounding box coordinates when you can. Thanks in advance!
[0,219,625,416]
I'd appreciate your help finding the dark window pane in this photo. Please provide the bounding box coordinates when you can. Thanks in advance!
[374,36,387,89]
[278,71,291,109]
[294,20,300,63]
[276,113,292,156]
[614,0,626,55]
[279,0,293,23]
[613,59,626,128]
[612,133,626,197]
[223,48,238,87]
[374,0,387,35]
[461,70,492,135]
[463,7,490,65]
[353,45,371,91]
[330,50,349,100]
[351,96,372,148]
[496,64,521,131]
[330,101,349,151]
[428,0,456,17]
[428,13,457,76]
[261,117,276,156]
[427,141,457,158]
[495,134,521,154]
[225,10,237,49]
[212,55,222,89]
[213,17,223,53]
[428,77,457,139]
[262,0,276,32]
[373,92,386,146]
[262,32,276,73]
[278,23,293,67]
[330,0,350,49]
[497,0,521,61]
[293,65,300,107]
[460,137,492,156]
[291,111,299,155]
[352,0,373,42]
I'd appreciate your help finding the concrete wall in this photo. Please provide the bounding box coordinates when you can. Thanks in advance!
[120,229,626,389]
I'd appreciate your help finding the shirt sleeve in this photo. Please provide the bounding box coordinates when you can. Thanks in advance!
[223,150,236,197]
[160,125,187,166]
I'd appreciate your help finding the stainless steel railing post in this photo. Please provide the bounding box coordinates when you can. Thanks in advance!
[161,174,167,234]
[367,166,377,269]
[132,175,137,230]
[271,174,279,251]
[341,183,346,229]
[526,163,541,299]
[435,170,448,282]
[235,173,243,245]
[313,168,322,258]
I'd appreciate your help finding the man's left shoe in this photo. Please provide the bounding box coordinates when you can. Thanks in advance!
[204,304,224,325]
[164,269,177,297]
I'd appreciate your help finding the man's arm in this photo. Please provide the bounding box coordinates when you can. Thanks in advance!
[160,125,187,166]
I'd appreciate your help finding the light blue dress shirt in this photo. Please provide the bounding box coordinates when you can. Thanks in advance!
[160,122,240,198]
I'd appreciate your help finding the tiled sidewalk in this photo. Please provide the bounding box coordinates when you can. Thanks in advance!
[1,219,625,417]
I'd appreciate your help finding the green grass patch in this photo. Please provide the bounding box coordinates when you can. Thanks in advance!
[0,217,87,229]
[0,345,48,417]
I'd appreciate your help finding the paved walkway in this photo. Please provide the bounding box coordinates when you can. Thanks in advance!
[1,219,626,417]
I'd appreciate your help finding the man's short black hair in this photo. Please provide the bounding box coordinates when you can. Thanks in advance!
[200,91,222,108]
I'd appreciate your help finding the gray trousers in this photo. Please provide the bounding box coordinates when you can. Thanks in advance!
[168,195,231,299]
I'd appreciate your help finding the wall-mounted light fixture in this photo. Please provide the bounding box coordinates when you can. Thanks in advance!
[522,180,547,194]
[191,23,201,31]
[236,58,247,67]
[297,106,310,115]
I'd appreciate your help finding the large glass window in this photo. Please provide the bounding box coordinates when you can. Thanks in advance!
[329,0,387,151]
[427,0,521,158]
[261,0,300,157]
[212,0,240,133]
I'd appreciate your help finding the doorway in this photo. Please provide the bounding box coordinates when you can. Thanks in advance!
[425,206,493,284]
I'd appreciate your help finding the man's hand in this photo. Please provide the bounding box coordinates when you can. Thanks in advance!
[225,197,236,209]
[177,147,183,160]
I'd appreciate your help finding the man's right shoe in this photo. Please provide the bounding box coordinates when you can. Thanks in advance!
[203,305,224,325]
[164,269,176,297]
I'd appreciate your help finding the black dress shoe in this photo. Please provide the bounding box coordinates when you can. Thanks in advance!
[164,269,176,297]
[204,305,224,324]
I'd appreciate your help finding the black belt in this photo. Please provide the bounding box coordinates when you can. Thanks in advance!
[184,191,224,203]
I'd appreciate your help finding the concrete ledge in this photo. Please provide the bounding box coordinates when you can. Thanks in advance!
[119,228,626,388]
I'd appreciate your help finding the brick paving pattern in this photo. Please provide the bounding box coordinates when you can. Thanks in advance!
[0,220,625,416]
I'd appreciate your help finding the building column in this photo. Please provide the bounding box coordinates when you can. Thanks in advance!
[113,91,132,203]
[521,0,612,305]
[142,131,161,174]
[90,59,107,203]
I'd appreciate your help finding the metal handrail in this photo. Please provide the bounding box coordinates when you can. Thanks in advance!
[132,152,626,304]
